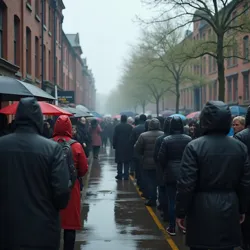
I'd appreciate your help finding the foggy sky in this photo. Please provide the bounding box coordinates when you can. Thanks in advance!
[62,0,151,94]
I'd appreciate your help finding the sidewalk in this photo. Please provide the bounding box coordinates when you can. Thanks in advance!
[73,147,177,250]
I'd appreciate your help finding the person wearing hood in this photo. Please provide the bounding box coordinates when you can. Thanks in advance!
[154,117,172,220]
[130,114,147,193]
[176,101,250,250]
[234,107,250,250]
[0,97,70,250]
[76,117,91,158]
[53,115,88,250]
[135,118,164,206]
[113,115,133,180]
[158,116,192,235]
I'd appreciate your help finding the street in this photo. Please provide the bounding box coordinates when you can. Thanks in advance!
[70,148,188,250]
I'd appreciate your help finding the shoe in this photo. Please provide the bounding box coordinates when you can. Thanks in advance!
[115,175,122,180]
[145,200,156,207]
[166,227,176,236]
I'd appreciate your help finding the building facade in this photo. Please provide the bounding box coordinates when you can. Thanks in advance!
[166,3,250,112]
[0,0,96,109]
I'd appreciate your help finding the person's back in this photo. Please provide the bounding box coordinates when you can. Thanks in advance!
[176,101,250,249]
[0,97,70,250]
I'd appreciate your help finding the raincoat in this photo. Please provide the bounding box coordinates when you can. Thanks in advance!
[53,115,88,230]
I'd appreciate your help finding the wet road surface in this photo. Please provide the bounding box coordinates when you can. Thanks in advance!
[73,148,187,250]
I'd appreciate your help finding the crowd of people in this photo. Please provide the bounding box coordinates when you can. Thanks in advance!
[111,101,250,250]
[1,97,250,250]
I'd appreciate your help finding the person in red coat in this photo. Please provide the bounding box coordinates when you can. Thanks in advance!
[53,115,88,250]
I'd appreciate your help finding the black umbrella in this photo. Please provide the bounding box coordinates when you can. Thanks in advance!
[0,76,55,101]
[61,107,93,118]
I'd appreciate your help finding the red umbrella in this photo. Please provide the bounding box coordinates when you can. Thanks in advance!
[0,101,73,116]
[186,111,200,119]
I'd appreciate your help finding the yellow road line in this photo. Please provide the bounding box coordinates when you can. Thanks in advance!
[130,175,179,250]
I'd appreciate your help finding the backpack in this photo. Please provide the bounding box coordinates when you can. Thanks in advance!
[54,138,77,189]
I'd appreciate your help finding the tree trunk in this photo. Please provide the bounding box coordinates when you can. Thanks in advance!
[175,78,180,113]
[156,97,160,116]
[217,34,225,102]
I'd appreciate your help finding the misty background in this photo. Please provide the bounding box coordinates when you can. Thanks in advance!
[62,0,152,113]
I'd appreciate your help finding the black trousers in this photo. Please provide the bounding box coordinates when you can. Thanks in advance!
[63,229,76,250]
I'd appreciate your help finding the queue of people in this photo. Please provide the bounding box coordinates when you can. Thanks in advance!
[111,101,250,250]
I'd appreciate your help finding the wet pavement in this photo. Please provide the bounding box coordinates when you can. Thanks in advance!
[72,147,187,250]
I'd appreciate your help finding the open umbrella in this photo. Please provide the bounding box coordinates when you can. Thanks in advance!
[61,107,93,118]
[90,111,103,119]
[229,106,247,116]
[76,104,90,112]
[0,76,55,101]
[186,111,201,119]
[0,102,73,116]
[161,110,175,117]
[170,113,187,120]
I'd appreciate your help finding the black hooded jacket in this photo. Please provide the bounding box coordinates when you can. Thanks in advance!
[0,97,70,249]
[176,101,250,249]
[158,116,192,184]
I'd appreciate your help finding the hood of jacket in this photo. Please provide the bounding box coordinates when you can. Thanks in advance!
[148,118,160,131]
[163,117,172,134]
[169,116,184,134]
[53,115,72,138]
[200,101,231,135]
[15,97,43,134]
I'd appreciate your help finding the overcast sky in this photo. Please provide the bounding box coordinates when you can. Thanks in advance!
[62,0,151,95]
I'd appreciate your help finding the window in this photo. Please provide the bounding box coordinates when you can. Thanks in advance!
[213,81,217,100]
[26,27,31,74]
[43,45,46,79]
[14,16,20,65]
[243,73,249,100]
[35,0,40,15]
[208,56,212,73]
[43,0,47,26]
[233,76,238,102]
[48,6,52,31]
[35,37,39,78]
[227,78,232,102]
[209,84,212,100]
[227,48,232,67]
[202,85,207,104]
[0,3,5,58]
[212,57,216,72]
[203,57,206,74]
[233,45,238,65]
[243,36,249,61]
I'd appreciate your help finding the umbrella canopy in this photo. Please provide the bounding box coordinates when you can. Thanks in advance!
[229,106,247,116]
[61,107,93,118]
[186,111,201,119]
[0,76,55,101]
[76,104,90,112]
[170,113,187,120]
[113,114,121,119]
[161,110,175,117]
[90,111,103,119]
[0,101,73,116]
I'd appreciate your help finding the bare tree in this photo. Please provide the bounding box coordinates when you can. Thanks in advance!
[141,0,250,101]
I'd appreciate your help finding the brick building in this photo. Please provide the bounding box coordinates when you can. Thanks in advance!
[0,0,96,109]
[165,3,250,112]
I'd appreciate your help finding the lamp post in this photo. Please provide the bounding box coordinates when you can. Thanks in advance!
[52,0,58,105]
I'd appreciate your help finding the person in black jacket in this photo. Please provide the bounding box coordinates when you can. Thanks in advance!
[176,101,250,250]
[130,114,147,189]
[158,116,192,235]
[113,115,133,180]
[0,97,70,250]
[234,106,250,250]
[154,117,172,220]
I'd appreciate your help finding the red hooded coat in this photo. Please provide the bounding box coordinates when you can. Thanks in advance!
[53,115,88,230]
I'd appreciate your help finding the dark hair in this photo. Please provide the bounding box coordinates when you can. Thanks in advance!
[91,119,98,129]
[121,114,127,123]
[163,117,172,134]
[139,114,147,122]
[145,119,151,131]
[157,116,164,130]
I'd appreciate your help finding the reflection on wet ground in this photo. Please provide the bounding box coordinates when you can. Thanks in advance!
[73,147,186,250]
